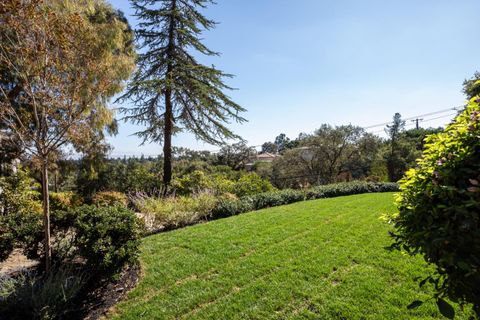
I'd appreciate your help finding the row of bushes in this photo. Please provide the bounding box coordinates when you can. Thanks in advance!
[137,181,399,233]
[213,181,399,217]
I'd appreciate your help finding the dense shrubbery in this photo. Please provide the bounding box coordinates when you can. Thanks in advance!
[305,181,398,200]
[76,158,163,199]
[237,181,398,215]
[54,205,142,278]
[135,181,398,233]
[133,193,219,231]
[0,172,139,278]
[49,191,83,211]
[210,197,255,219]
[233,173,275,197]
[92,191,128,207]
[245,189,305,210]
[171,170,273,197]
[0,170,43,261]
[390,100,480,317]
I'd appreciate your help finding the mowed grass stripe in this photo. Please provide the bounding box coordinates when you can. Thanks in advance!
[110,193,472,319]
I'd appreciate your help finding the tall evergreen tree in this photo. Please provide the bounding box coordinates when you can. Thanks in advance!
[385,113,406,182]
[120,0,246,189]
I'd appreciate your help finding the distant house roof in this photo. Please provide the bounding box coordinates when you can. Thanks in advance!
[256,152,278,160]
[244,152,280,170]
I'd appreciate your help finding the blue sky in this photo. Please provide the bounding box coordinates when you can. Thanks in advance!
[107,0,480,157]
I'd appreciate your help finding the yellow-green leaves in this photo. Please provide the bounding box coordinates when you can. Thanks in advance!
[391,99,480,314]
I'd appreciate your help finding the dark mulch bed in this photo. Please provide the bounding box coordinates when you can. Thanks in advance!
[0,263,140,320]
[74,264,141,320]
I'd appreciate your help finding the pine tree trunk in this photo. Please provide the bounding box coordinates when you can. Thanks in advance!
[41,160,52,273]
[162,0,177,192]
[163,92,173,190]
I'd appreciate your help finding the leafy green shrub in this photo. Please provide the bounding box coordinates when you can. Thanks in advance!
[134,193,218,230]
[0,169,43,262]
[0,222,14,262]
[172,170,274,197]
[232,172,275,197]
[69,205,141,277]
[92,191,128,207]
[49,191,83,211]
[172,170,215,195]
[305,181,398,200]
[390,100,480,317]
[245,189,305,210]
[0,268,87,320]
[0,210,43,261]
[210,197,254,219]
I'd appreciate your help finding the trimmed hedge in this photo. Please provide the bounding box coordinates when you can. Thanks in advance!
[210,182,398,220]
[305,181,398,200]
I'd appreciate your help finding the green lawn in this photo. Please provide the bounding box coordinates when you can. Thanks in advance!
[110,193,470,319]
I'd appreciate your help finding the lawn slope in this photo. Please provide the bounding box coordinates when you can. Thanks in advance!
[110,193,470,319]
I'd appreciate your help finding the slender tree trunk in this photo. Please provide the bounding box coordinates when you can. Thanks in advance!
[54,172,58,193]
[388,138,396,182]
[163,92,173,190]
[41,159,52,273]
[162,0,177,193]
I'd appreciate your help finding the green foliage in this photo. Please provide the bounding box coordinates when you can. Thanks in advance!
[369,160,389,182]
[69,205,141,277]
[77,158,163,199]
[231,173,275,197]
[215,142,255,170]
[245,189,305,210]
[172,170,272,197]
[0,268,87,320]
[133,193,219,231]
[0,169,43,262]
[209,181,398,221]
[390,100,480,315]
[49,191,83,211]
[122,0,246,145]
[305,181,399,200]
[0,169,42,216]
[134,181,399,233]
[0,223,14,262]
[383,113,424,182]
[463,71,480,99]
[272,125,381,188]
[172,170,219,195]
[92,191,128,207]
[210,197,255,219]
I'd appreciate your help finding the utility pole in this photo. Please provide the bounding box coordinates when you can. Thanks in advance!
[411,118,423,130]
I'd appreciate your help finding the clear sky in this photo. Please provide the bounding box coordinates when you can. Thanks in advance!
[107,0,480,157]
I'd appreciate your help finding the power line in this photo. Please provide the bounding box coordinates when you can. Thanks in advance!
[368,112,458,134]
[108,105,463,158]
[363,107,459,130]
